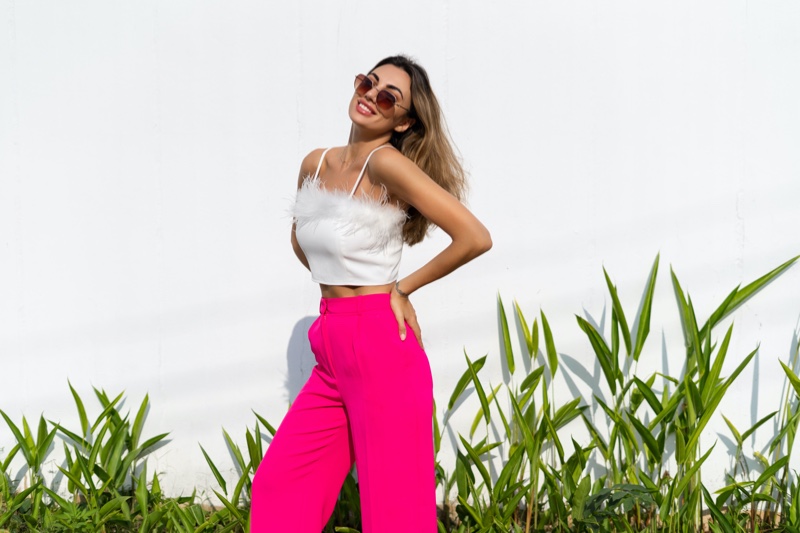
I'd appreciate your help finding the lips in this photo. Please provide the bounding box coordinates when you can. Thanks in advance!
[356,98,376,115]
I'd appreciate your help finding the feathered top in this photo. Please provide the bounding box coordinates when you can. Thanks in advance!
[291,147,406,286]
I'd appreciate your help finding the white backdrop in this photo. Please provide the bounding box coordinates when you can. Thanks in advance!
[2,0,799,497]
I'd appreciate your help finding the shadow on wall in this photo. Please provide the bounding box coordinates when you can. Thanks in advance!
[284,316,318,403]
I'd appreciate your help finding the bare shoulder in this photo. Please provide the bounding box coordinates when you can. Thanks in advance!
[366,146,425,186]
[296,148,328,188]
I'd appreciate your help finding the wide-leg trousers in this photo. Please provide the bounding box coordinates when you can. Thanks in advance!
[250,293,436,532]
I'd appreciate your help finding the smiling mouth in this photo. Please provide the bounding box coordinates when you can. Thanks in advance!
[357,100,375,115]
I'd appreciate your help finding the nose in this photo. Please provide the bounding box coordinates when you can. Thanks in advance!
[363,84,379,100]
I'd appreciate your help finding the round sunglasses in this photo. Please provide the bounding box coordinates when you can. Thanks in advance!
[354,74,410,113]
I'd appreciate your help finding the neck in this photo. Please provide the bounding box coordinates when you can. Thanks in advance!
[341,130,392,165]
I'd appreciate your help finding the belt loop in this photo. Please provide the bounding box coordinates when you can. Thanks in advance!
[319,298,327,315]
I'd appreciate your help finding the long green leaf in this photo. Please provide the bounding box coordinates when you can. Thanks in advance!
[459,436,493,490]
[466,353,491,426]
[576,315,616,394]
[456,495,483,527]
[685,347,757,452]
[91,389,125,430]
[56,465,90,496]
[513,300,533,357]
[131,393,150,452]
[35,417,57,471]
[541,310,558,378]
[647,386,685,430]
[490,390,511,439]
[0,410,33,466]
[701,255,799,338]
[781,359,800,398]
[510,394,537,460]
[753,456,789,491]
[68,381,89,439]
[531,317,540,360]
[741,410,777,442]
[448,353,487,410]
[702,484,736,533]
[581,414,608,459]
[604,267,632,356]
[498,294,515,375]
[551,397,585,429]
[470,384,502,437]
[675,443,716,496]
[230,463,253,513]
[701,324,733,405]
[214,490,245,523]
[633,254,659,361]
[246,427,261,473]
[520,366,545,392]
[544,411,565,464]
[200,445,227,494]
[253,410,277,437]
[633,376,663,415]
[721,415,742,447]
[0,485,36,527]
[1,443,20,471]
[493,443,525,499]
[628,415,660,459]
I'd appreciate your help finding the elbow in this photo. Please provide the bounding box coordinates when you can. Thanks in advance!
[471,227,493,258]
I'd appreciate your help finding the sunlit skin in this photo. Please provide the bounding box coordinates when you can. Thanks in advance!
[291,64,492,346]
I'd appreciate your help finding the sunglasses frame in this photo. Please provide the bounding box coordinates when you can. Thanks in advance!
[354,74,410,114]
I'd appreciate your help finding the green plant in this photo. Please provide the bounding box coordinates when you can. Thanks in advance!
[0,411,57,528]
[1,255,797,532]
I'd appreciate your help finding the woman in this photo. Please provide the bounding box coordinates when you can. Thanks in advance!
[251,55,491,533]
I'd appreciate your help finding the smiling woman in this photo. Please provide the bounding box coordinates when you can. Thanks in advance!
[249,55,491,533]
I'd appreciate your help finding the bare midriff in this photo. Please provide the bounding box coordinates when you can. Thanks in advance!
[320,282,394,299]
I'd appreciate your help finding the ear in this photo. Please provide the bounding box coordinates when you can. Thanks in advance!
[394,117,416,134]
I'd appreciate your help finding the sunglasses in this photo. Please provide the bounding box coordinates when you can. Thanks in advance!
[354,74,410,113]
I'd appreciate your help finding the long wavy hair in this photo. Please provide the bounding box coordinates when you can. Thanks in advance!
[371,55,467,246]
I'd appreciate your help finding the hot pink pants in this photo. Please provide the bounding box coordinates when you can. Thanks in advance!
[250,293,436,532]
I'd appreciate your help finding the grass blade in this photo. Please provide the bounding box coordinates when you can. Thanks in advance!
[701,255,799,338]
[466,353,491,426]
[68,381,89,438]
[498,294,516,375]
[604,267,632,356]
[541,310,559,378]
[448,353,487,410]
[633,254,660,361]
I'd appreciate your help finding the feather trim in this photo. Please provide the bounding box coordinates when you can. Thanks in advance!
[291,175,406,251]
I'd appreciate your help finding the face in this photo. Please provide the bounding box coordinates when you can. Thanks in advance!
[349,64,415,135]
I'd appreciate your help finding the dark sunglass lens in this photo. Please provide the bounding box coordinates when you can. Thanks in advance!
[355,75,372,96]
[375,90,396,111]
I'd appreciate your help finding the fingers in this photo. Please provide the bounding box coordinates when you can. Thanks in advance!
[391,299,407,341]
[408,318,423,350]
[389,291,424,347]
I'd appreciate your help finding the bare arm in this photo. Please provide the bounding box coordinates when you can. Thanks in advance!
[369,149,492,296]
[368,149,492,343]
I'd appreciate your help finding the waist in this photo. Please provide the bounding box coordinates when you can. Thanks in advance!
[319,282,394,299]
[319,292,392,315]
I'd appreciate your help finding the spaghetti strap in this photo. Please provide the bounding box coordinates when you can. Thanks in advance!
[313,148,333,179]
[349,144,393,197]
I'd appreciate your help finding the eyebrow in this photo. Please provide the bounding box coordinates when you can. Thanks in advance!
[369,72,405,99]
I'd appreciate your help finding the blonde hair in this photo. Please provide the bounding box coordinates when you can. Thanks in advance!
[371,56,467,246]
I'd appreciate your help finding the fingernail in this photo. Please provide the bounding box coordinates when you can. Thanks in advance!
[400,333,406,341]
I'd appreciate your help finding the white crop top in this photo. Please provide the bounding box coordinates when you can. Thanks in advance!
[292,146,406,286]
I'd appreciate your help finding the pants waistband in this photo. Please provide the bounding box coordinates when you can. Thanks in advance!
[319,293,391,314]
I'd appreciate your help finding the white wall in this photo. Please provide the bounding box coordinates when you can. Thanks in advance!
[1,0,799,497]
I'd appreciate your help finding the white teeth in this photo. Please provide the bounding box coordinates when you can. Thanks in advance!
[358,102,372,113]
